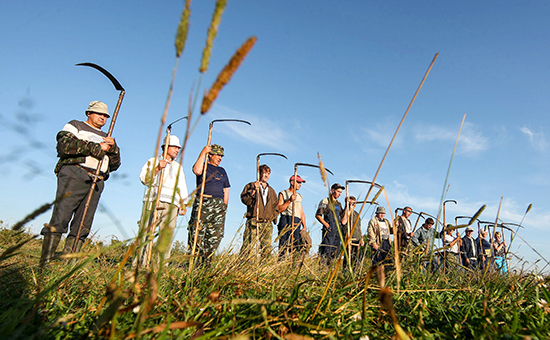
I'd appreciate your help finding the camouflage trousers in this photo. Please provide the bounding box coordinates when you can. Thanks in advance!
[240,220,273,258]
[188,196,226,260]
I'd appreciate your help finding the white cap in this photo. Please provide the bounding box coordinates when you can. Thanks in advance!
[162,135,181,148]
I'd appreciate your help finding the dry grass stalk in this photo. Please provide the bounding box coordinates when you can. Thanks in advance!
[175,0,191,57]
[199,0,227,73]
[201,36,257,114]
[317,153,328,185]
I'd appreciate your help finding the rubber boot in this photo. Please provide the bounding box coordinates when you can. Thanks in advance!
[39,233,61,267]
[63,236,76,254]
[63,236,85,254]
[74,239,84,252]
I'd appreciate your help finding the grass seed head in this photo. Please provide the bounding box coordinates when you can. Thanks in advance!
[201,36,257,114]
[175,0,191,57]
[317,153,328,185]
[200,0,227,73]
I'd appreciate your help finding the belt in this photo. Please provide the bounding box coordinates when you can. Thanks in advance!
[76,164,105,181]
[469,257,477,260]
[381,236,389,240]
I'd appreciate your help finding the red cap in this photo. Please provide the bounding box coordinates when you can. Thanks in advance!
[289,175,306,183]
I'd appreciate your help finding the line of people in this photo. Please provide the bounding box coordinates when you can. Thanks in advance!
[38,102,508,273]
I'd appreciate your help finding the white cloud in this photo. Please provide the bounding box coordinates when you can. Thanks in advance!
[413,122,488,154]
[520,126,548,152]
[361,117,404,149]
[210,104,296,151]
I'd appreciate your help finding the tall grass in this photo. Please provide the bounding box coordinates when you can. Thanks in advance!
[1,225,550,339]
[2,3,549,340]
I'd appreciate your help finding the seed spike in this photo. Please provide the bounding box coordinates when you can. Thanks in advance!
[200,0,227,73]
[201,36,257,114]
[175,0,191,57]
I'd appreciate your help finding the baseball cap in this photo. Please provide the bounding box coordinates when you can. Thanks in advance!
[289,175,306,183]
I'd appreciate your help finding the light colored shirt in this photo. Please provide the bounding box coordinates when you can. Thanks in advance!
[140,156,189,208]
[403,218,412,234]
[280,189,302,216]
[444,234,459,254]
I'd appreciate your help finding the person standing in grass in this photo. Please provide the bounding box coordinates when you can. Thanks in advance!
[411,218,443,270]
[341,196,364,270]
[411,218,442,252]
[316,183,345,266]
[443,224,462,271]
[277,175,306,259]
[188,144,229,267]
[367,206,393,265]
[40,101,121,266]
[137,135,189,264]
[476,229,492,271]
[461,226,478,269]
[240,164,279,258]
[395,206,414,252]
[493,231,508,274]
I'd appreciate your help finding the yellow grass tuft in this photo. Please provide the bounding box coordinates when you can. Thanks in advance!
[201,36,257,114]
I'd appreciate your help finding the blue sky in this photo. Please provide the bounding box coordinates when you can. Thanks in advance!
[1,1,549,271]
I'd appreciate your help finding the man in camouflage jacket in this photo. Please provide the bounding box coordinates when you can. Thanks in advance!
[39,101,121,266]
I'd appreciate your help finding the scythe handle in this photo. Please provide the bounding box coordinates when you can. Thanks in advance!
[144,127,171,268]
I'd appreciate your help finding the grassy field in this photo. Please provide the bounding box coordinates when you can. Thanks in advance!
[1,226,549,339]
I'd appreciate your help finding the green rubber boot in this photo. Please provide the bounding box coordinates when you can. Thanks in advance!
[39,233,61,267]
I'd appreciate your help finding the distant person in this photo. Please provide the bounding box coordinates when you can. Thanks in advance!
[188,144,229,267]
[411,218,442,253]
[411,218,443,270]
[341,196,364,270]
[367,206,393,265]
[442,224,462,271]
[461,226,478,269]
[240,164,279,258]
[316,183,345,266]
[40,101,121,267]
[493,231,508,274]
[395,207,414,251]
[476,229,492,271]
[137,135,188,265]
[277,175,306,258]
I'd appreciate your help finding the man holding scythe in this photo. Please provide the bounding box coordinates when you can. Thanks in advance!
[40,101,121,266]
[277,175,306,259]
[240,164,279,258]
[316,183,345,266]
[138,135,189,263]
[188,144,229,266]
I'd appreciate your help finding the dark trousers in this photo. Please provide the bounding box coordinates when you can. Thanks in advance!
[277,215,302,258]
[319,227,341,265]
[42,165,104,241]
[343,244,361,270]
[372,238,391,265]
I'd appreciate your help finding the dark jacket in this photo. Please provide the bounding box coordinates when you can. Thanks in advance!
[240,182,279,224]
[461,236,477,262]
